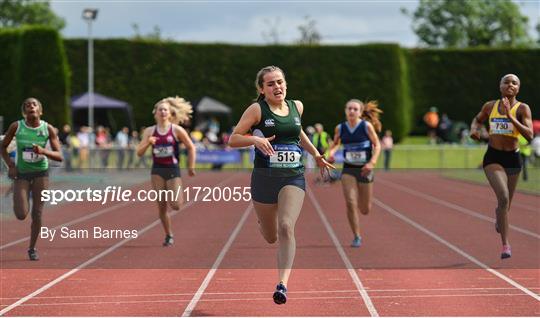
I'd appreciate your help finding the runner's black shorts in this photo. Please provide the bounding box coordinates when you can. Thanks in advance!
[151,163,181,180]
[482,146,522,175]
[342,163,374,183]
[16,170,49,181]
[251,172,305,204]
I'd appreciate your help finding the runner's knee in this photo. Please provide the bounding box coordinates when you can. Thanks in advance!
[14,211,27,220]
[359,204,371,215]
[170,201,180,210]
[496,194,510,211]
[264,233,278,244]
[278,222,294,240]
[31,209,42,220]
[13,203,28,220]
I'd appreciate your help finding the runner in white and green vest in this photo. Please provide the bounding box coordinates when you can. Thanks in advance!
[0,98,63,261]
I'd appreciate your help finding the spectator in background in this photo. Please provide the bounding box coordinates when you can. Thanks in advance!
[531,133,540,164]
[305,125,315,141]
[518,134,531,181]
[312,123,333,183]
[208,116,220,135]
[58,124,73,171]
[127,130,139,169]
[437,113,453,143]
[312,123,332,158]
[115,127,129,170]
[77,126,90,169]
[381,130,393,171]
[304,126,316,169]
[95,126,111,170]
[532,119,540,136]
[423,107,439,144]
[135,126,149,168]
[220,131,231,146]
[190,129,203,143]
[69,133,80,169]
[205,130,218,144]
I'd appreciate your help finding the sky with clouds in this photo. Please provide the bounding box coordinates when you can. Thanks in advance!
[51,0,539,47]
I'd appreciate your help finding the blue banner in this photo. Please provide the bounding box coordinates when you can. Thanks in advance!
[197,149,242,164]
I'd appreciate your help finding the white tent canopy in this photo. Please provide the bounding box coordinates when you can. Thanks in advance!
[195,96,232,114]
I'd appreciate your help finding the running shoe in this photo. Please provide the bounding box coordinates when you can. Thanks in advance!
[351,236,362,248]
[163,235,174,247]
[273,282,287,304]
[28,248,39,261]
[501,245,511,259]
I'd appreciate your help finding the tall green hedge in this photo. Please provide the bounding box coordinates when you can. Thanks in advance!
[0,29,23,126]
[64,40,411,140]
[2,32,537,140]
[0,26,70,129]
[407,48,540,133]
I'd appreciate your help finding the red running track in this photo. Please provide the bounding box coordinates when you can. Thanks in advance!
[1,171,538,316]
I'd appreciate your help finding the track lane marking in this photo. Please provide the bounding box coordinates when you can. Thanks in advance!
[307,186,379,317]
[378,179,540,239]
[181,203,252,316]
[374,198,540,302]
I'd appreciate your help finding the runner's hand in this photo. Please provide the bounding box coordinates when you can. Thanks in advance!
[8,165,17,179]
[148,136,157,145]
[502,97,513,118]
[361,162,374,176]
[470,130,481,141]
[253,135,275,156]
[32,144,44,154]
[316,155,336,178]
[188,168,196,177]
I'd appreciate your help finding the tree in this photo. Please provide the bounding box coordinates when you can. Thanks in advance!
[402,0,532,48]
[0,0,65,30]
[261,17,282,44]
[296,16,321,45]
[536,22,540,45]
[131,23,167,41]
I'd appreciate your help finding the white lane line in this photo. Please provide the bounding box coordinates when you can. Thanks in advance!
[374,198,540,302]
[6,292,535,308]
[3,286,539,300]
[181,204,252,317]
[307,187,379,317]
[378,179,540,240]
[0,175,237,316]
[391,174,539,213]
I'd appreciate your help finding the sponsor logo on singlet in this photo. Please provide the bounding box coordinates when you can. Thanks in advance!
[264,119,275,127]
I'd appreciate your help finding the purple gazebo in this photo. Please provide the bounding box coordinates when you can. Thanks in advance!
[71,92,135,130]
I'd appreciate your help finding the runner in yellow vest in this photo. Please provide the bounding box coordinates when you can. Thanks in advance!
[470,74,533,259]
